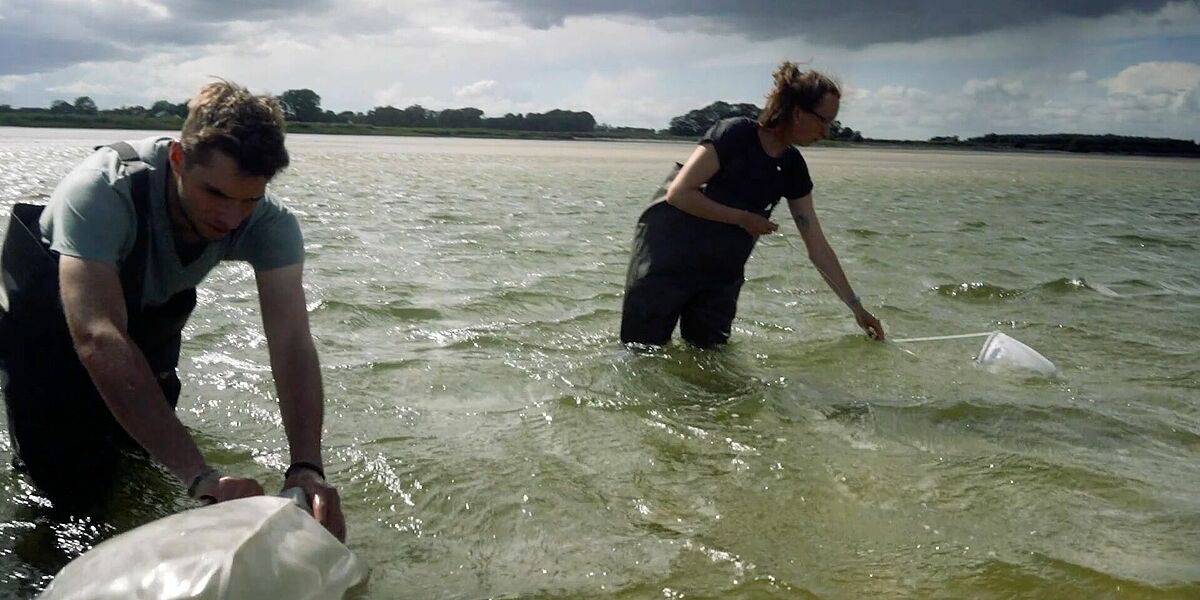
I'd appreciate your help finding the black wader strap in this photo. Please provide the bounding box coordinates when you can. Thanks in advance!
[2,143,150,305]
[102,143,196,382]
[96,142,151,313]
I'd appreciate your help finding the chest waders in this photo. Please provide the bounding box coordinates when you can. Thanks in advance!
[0,142,198,510]
[620,163,766,348]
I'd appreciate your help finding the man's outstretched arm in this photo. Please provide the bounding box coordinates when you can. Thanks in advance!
[60,255,263,500]
[256,262,346,542]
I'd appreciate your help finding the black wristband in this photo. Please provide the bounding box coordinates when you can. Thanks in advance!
[285,461,325,480]
[187,466,219,499]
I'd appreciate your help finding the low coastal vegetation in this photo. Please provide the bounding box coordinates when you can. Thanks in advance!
[2,91,1196,157]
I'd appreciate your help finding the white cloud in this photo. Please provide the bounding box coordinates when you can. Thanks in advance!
[963,78,1028,99]
[447,79,538,116]
[455,80,497,98]
[563,68,681,128]
[0,74,31,92]
[372,83,406,108]
[1068,70,1089,83]
[839,60,1200,141]
[123,0,170,20]
[871,85,938,116]
[839,84,965,139]
[1100,61,1200,115]
[46,80,118,97]
[1031,104,1081,120]
[841,85,870,102]
[429,26,522,45]
[1101,61,1200,94]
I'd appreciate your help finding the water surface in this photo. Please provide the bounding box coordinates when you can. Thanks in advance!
[1,128,1198,598]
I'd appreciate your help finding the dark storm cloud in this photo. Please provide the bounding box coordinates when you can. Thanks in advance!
[492,0,1187,47]
[0,31,126,75]
[0,0,334,76]
[161,0,333,23]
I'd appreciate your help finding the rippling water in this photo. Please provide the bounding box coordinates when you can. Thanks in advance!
[1,127,1198,598]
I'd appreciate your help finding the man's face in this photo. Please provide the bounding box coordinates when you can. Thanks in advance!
[168,142,268,242]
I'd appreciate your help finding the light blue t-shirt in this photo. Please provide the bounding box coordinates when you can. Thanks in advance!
[37,136,304,308]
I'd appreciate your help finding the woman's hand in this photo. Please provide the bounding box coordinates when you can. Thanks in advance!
[738,211,778,236]
[853,306,885,340]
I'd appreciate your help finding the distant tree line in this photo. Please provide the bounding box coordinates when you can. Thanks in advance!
[0,88,597,133]
[5,94,1196,156]
[666,100,864,141]
[929,133,1200,157]
[1,96,191,119]
[275,88,596,132]
[0,92,875,142]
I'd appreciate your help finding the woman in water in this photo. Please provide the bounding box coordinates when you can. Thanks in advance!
[621,61,884,347]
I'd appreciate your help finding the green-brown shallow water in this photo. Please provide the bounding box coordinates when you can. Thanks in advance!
[1,127,1198,599]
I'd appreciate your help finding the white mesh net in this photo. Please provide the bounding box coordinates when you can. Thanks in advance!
[39,496,365,600]
[892,330,1056,376]
[975,331,1056,375]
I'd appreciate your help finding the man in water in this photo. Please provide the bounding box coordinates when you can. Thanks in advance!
[0,80,345,541]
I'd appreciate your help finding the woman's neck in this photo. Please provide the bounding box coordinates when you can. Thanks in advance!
[756,125,790,157]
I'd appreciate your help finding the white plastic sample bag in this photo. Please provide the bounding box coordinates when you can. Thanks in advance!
[976,331,1056,375]
[39,496,366,600]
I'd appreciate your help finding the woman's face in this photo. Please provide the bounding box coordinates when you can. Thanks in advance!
[791,92,840,146]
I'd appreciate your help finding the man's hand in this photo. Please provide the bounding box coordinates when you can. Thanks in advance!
[283,468,346,543]
[854,306,886,341]
[738,211,778,236]
[192,472,265,504]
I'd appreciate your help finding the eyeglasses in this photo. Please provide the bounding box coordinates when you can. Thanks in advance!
[803,107,835,126]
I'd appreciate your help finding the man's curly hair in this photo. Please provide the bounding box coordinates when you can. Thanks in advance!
[179,80,290,179]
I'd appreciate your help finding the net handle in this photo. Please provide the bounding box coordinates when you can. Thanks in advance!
[890,331,995,344]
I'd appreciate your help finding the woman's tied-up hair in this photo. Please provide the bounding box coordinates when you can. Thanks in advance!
[179,80,290,179]
[758,61,841,130]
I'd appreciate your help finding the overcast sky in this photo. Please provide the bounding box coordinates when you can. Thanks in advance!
[1,0,1197,140]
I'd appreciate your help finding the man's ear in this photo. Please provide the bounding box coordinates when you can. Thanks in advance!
[168,141,185,172]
